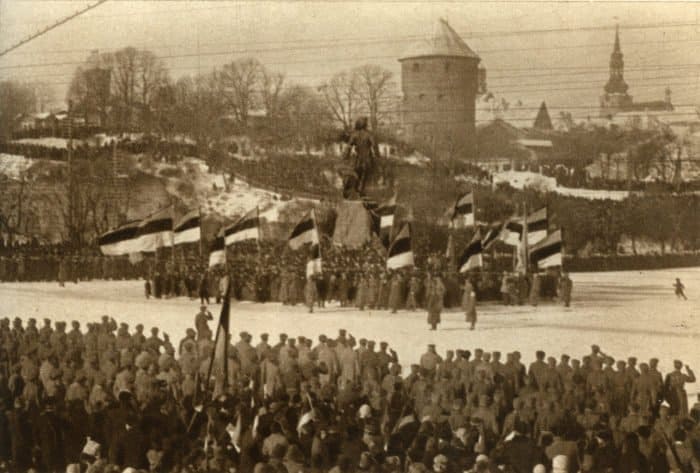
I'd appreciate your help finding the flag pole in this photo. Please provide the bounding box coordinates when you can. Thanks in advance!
[523,201,529,275]
[198,207,204,264]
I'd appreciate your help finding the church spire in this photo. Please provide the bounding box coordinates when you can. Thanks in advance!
[604,23,629,95]
[613,24,621,53]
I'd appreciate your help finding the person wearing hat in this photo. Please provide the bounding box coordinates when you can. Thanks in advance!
[144,327,162,354]
[665,360,696,416]
[235,331,259,378]
[38,318,52,344]
[131,324,146,352]
[194,305,213,341]
[256,333,271,360]
[425,274,445,330]
[420,344,442,380]
[178,328,196,356]
[405,273,420,311]
[462,277,478,330]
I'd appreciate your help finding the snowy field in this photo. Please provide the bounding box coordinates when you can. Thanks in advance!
[1,267,699,395]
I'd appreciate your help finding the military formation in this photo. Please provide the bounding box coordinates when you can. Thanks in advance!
[0,311,697,473]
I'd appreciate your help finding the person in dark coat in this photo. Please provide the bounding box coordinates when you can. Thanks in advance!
[34,397,64,472]
[63,399,89,465]
[426,276,445,331]
[491,420,544,473]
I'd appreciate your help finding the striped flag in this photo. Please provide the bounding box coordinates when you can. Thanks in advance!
[208,230,226,268]
[375,196,396,248]
[387,224,414,270]
[458,230,483,273]
[98,221,140,255]
[482,222,503,250]
[133,208,173,252]
[289,211,318,250]
[224,207,260,245]
[500,218,523,246]
[529,229,563,269]
[525,207,548,245]
[205,276,230,398]
[450,192,475,229]
[306,243,322,278]
[173,210,201,245]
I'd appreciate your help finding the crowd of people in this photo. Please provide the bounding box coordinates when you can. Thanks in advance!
[0,135,199,163]
[0,246,142,283]
[0,311,698,473]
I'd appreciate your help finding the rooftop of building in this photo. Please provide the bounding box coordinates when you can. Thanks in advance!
[400,18,480,61]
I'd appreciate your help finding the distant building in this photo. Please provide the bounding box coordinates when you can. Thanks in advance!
[599,25,673,118]
[476,94,554,131]
[399,18,481,161]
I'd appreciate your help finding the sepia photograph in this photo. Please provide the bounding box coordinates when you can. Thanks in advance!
[0,1,699,472]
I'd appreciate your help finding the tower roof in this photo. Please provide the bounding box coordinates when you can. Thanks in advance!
[400,18,480,61]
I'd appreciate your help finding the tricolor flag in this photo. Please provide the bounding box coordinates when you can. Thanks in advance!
[500,218,523,246]
[374,196,396,248]
[387,224,414,270]
[205,276,231,398]
[482,222,503,250]
[134,209,173,252]
[306,243,322,278]
[525,207,548,245]
[529,229,563,269]
[451,192,475,229]
[98,221,140,255]
[458,230,483,273]
[289,211,318,250]
[224,207,260,245]
[173,210,201,245]
[208,230,226,268]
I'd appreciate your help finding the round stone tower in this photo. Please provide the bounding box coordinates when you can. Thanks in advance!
[399,19,480,161]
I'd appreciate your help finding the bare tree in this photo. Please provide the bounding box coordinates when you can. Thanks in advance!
[0,80,36,139]
[136,50,169,131]
[218,58,261,130]
[260,67,286,120]
[171,72,226,151]
[319,70,359,131]
[353,64,393,132]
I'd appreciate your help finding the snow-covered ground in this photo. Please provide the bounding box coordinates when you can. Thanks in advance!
[143,156,317,221]
[493,171,630,201]
[2,267,699,397]
[0,153,32,179]
[12,137,80,148]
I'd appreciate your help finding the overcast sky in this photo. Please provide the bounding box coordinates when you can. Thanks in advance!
[1,1,699,117]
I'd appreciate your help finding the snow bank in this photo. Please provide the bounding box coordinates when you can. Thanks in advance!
[493,170,629,201]
[0,153,32,179]
[139,157,317,222]
[13,137,79,148]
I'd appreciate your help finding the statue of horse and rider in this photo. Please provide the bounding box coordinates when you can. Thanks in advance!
[340,117,380,200]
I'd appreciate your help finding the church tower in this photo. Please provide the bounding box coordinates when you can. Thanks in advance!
[600,25,633,117]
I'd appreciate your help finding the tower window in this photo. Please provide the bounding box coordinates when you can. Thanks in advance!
[444,62,450,72]
[413,63,420,72]
[437,94,444,101]
[419,93,425,100]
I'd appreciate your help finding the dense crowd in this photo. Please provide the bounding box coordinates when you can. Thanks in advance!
[0,310,698,473]
[140,241,560,308]
[0,244,143,283]
[0,135,199,163]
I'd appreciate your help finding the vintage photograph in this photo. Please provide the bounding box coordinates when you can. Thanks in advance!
[0,1,698,472]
